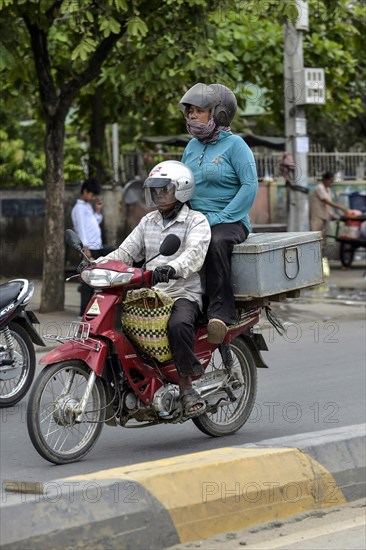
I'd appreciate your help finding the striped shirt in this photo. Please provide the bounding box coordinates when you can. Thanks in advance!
[100,204,211,307]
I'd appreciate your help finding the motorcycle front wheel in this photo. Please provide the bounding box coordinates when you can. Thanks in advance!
[340,241,355,267]
[27,361,106,464]
[0,322,36,408]
[193,337,257,436]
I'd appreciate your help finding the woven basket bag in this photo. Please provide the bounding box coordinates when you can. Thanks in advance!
[121,288,173,362]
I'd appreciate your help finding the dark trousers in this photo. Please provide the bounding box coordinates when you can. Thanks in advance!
[168,299,204,378]
[80,246,114,316]
[205,222,248,325]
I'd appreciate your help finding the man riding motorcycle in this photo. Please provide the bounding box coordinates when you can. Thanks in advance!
[96,160,211,417]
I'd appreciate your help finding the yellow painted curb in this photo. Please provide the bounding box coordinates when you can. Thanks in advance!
[66,447,346,543]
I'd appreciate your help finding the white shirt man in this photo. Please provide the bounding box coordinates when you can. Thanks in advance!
[71,178,104,315]
[71,180,103,255]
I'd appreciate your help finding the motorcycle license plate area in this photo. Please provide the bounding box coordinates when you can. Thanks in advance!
[231,232,323,300]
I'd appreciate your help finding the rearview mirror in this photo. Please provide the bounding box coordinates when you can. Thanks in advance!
[159,234,181,257]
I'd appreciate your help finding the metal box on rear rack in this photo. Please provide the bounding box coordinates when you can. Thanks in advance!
[231,232,323,302]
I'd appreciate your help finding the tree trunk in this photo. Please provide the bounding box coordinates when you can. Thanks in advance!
[39,115,66,312]
[89,86,106,183]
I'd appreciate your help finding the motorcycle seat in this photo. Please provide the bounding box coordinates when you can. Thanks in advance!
[0,281,23,309]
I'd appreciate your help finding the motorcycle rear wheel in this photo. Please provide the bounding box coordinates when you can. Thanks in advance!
[193,337,257,436]
[27,361,106,464]
[0,322,36,408]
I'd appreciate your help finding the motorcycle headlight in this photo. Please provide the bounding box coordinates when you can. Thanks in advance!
[81,269,134,288]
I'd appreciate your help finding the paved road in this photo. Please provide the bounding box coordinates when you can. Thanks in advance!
[1,311,364,484]
[0,263,364,485]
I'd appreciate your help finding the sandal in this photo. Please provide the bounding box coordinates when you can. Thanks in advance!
[207,318,228,344]
[180,388,207,419]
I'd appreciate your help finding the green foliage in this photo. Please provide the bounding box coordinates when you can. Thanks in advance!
[71,36,98,62]
[0,89,85,187]
[0,91,45,187]
[126,17,148,37]
[0,122,85,188]
[1,0,365,189]
[0,127,45,187]
[302,0,366,149]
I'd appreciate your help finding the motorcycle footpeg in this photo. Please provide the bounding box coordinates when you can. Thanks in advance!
[159,408,182,421]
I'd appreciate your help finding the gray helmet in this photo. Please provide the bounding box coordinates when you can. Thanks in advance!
[179,82,237,126]
[143,160,195,207]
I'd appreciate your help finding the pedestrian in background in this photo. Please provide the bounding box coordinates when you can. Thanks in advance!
[310,171,350,275]
[71,178,113,317]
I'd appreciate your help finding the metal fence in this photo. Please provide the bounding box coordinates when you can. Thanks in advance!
[120,151,366,184]
[254,152,366,182]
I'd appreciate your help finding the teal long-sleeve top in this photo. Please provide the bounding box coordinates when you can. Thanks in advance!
[181,131,258,231]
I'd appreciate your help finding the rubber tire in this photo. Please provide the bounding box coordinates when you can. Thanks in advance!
[27,361,106,464]
[0,322,36,408]
[340,242,355,267]
[193,337,257,437]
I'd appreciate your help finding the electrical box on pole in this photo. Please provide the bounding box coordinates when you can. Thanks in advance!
[284,1,326,232]
[295,0,309,30]
[293,68,326,104]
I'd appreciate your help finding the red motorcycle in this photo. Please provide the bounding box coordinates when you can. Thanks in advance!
[27,230,268,464]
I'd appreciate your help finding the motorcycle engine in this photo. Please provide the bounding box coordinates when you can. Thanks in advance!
[122,391,143,413]
[152,384,180,417]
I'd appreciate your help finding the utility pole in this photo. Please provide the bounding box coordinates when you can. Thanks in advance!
[112,122,119,185]
[284,0,325,231]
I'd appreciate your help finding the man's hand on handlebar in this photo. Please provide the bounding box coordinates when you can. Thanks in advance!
[77,260,95,274]
[152,265,176,285]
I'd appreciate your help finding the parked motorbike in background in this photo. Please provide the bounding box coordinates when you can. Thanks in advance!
[27,230,268,464]
[0,279,45,407]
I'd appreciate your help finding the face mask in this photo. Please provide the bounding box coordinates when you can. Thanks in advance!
[186,117,216,140]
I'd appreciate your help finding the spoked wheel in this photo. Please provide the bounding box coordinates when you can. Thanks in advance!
[27,361,106,464]
[340,242,355,267]
[0,323,35,408]
[193,337,257,436]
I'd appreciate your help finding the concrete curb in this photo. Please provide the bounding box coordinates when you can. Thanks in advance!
[240,423,366,502]
[1,424,365,549]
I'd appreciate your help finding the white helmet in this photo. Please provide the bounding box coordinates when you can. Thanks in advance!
[143,160,195,207]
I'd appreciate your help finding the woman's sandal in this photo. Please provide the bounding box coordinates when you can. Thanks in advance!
[180,388,207,419]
